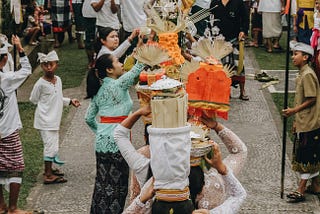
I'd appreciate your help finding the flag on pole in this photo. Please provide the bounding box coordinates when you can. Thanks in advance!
[10,0,22,24]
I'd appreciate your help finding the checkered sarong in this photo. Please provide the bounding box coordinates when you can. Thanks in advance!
[51,0,72,30]
[0,130,24,178]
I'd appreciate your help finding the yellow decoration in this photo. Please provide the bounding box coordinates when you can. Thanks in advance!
[158,33,185,65]
[123,55,136,71]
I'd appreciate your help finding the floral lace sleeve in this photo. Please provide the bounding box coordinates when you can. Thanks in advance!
[117,62,145,90]
[84,97,98,133]
[197,126,247,210]
[218,126,248,175]
[208,169,247,214]
[123,178,153,214]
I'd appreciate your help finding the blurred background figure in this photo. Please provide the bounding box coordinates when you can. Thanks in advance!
[23,2,41,46]
[71,0,85,49]
[82,0,96,68]
[48,0,73,48]
[258,0,285,53]
[294,0,315,45]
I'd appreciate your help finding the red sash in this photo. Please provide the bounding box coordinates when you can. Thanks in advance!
[100,116,128,123]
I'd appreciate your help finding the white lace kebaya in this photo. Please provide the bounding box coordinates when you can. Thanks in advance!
[114,125,247,214]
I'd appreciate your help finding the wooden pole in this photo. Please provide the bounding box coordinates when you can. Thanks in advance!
[281,0,291,199]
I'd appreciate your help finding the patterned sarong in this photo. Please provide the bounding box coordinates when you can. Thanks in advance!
[90,151,129,214]
[292,128,320,174]
[50,0,72,32]
[0,130,24,178]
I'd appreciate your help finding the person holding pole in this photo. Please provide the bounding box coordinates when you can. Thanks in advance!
[283,41,320,203]
[0,35,32,214]
[210,0,250,101]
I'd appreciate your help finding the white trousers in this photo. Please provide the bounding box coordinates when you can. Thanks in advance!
[40,130,59,158]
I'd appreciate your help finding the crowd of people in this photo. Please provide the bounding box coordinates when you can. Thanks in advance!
[1,0,320,213]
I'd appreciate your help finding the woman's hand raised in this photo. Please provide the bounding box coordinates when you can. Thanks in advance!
[204,142,228,175]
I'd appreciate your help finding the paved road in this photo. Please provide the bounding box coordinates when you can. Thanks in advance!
[25,48,320,213]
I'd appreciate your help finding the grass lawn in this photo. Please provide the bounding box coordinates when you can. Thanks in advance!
[252,32,295,71]
[14,41,87,208]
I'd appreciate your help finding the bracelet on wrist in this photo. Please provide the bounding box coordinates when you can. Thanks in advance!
[211,121,218,130]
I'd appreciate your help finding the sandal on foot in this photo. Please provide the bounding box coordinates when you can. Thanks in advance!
[305,185,320,195]
[52,168,64,176]
[286,191,305,203]
[32,210,45,214]
[248,42,259,48]
[239,95,249,101]
[273,46,285,53]
[0,206,7,214]
[42,168,64,176]
[43,176,67,185]
[7,209,33,214]
[266,49,273,53]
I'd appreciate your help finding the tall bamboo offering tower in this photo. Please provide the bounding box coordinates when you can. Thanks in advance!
[144,0,193,79]
[132,0,237,203]
[135,0,192,124]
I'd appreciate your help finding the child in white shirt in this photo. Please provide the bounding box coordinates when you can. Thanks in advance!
[30,50,80,184]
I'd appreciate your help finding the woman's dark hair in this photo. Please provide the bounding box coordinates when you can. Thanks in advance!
[144,124,151,145]
[85,53,114,99]
[25,4,36,16]
[94,27,117,54]
[189,166,205,208]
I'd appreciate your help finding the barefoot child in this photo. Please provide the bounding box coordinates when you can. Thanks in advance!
[30,50,80,184]
[283,41,320,203]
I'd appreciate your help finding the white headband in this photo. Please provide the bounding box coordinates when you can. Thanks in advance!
[290,41,314,56]
[0,34,13,55]
[37,50,59,63]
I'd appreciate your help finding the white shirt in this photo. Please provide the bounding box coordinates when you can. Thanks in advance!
[97,39,131,58]
[0,56,32,138]
[82,0,97,18]
[258,0,282,13]
[120,0,147,32]
[194,0,211,9]
[91,0,120,29]
[29,76,70,130]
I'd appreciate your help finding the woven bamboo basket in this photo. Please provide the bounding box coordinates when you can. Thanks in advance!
[151,93,188,128]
